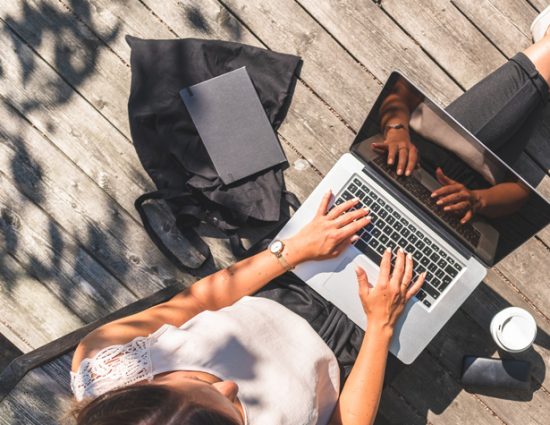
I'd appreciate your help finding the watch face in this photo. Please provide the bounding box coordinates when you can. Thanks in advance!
[270,240,283,254]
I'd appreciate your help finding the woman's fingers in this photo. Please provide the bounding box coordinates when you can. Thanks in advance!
[326,197,360,219]
[316,190,333,217]
[334,207,370,228]
[356,266,372,296]
[378,247,392,286]
[391,248,406,289]
[401,253,414,293]
[406,272,426,300]
[337,215,372,240]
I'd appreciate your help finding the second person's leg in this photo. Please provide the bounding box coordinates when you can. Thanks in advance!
[445,40,549,168]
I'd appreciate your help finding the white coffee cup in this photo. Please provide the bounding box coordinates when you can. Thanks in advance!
[490,307,537,353]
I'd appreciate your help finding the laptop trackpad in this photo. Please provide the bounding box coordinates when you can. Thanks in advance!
[320,252,381,329]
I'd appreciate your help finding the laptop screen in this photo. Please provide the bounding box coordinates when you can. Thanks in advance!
[351,72,550,266]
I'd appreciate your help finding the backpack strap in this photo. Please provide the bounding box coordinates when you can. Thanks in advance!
[134,190,212,274]
[135,189,302,269]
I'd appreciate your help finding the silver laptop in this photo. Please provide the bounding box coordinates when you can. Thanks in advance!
[274,72,550,364]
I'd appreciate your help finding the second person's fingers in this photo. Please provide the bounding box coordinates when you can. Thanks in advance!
[405,147,418,176]
[461,210,474,224]
[387,143,398,166]
[396,147,408,176]
[431,184,461,199]
[436,192,468,206]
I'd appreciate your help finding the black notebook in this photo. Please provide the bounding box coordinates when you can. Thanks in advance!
[180,67,287,185]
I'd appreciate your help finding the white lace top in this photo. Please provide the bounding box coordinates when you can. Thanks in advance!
[71,296,340,425]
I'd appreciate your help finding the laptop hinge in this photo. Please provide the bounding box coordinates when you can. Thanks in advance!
[361,165,472,260]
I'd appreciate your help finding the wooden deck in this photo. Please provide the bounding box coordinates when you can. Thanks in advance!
[1,0,550,423]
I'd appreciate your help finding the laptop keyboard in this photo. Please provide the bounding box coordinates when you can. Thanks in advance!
[371,156,481,247]
[334,175,464,309]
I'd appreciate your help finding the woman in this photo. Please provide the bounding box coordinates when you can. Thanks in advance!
[70,190,425,425]
[70,8,550,425]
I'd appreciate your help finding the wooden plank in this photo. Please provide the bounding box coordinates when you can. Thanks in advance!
[0,10,162,230]
[464,269,550,389]
[427,300,550,422]
[0,285,182,402]
[381,0,506,89]
[529,0,548,13]
[493,238,550,326]
[25,0,334,255]
[0,171,137,322]
[2,0,131,137]
[0,2,211,273]
[390,350,504,425]
[379,385,431,425]
[451,0,534,57]
[0,366,72,425]
[296,0,462,105]
[0,253,84,352]
[0,99,201,297]
[210,0,381,131]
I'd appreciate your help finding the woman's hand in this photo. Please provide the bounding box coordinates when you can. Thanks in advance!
[431,167,482,224]
[356,248,425,330]
[287,190,372,263]
[371,127,418,176]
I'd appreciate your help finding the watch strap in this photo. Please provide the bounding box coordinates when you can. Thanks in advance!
[384,122,407,137]
[276,252,294,271]
[270,240,295,271]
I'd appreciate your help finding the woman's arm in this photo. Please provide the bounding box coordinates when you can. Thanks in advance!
[72,191,371,371]
[329,249,425,425]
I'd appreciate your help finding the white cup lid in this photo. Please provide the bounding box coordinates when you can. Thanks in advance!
[494,308,537,351]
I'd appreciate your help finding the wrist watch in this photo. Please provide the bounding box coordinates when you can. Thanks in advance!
[384,122,407,137]
[269,239,294,271]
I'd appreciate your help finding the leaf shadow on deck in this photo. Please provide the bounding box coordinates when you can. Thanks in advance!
[0,1,138,322]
